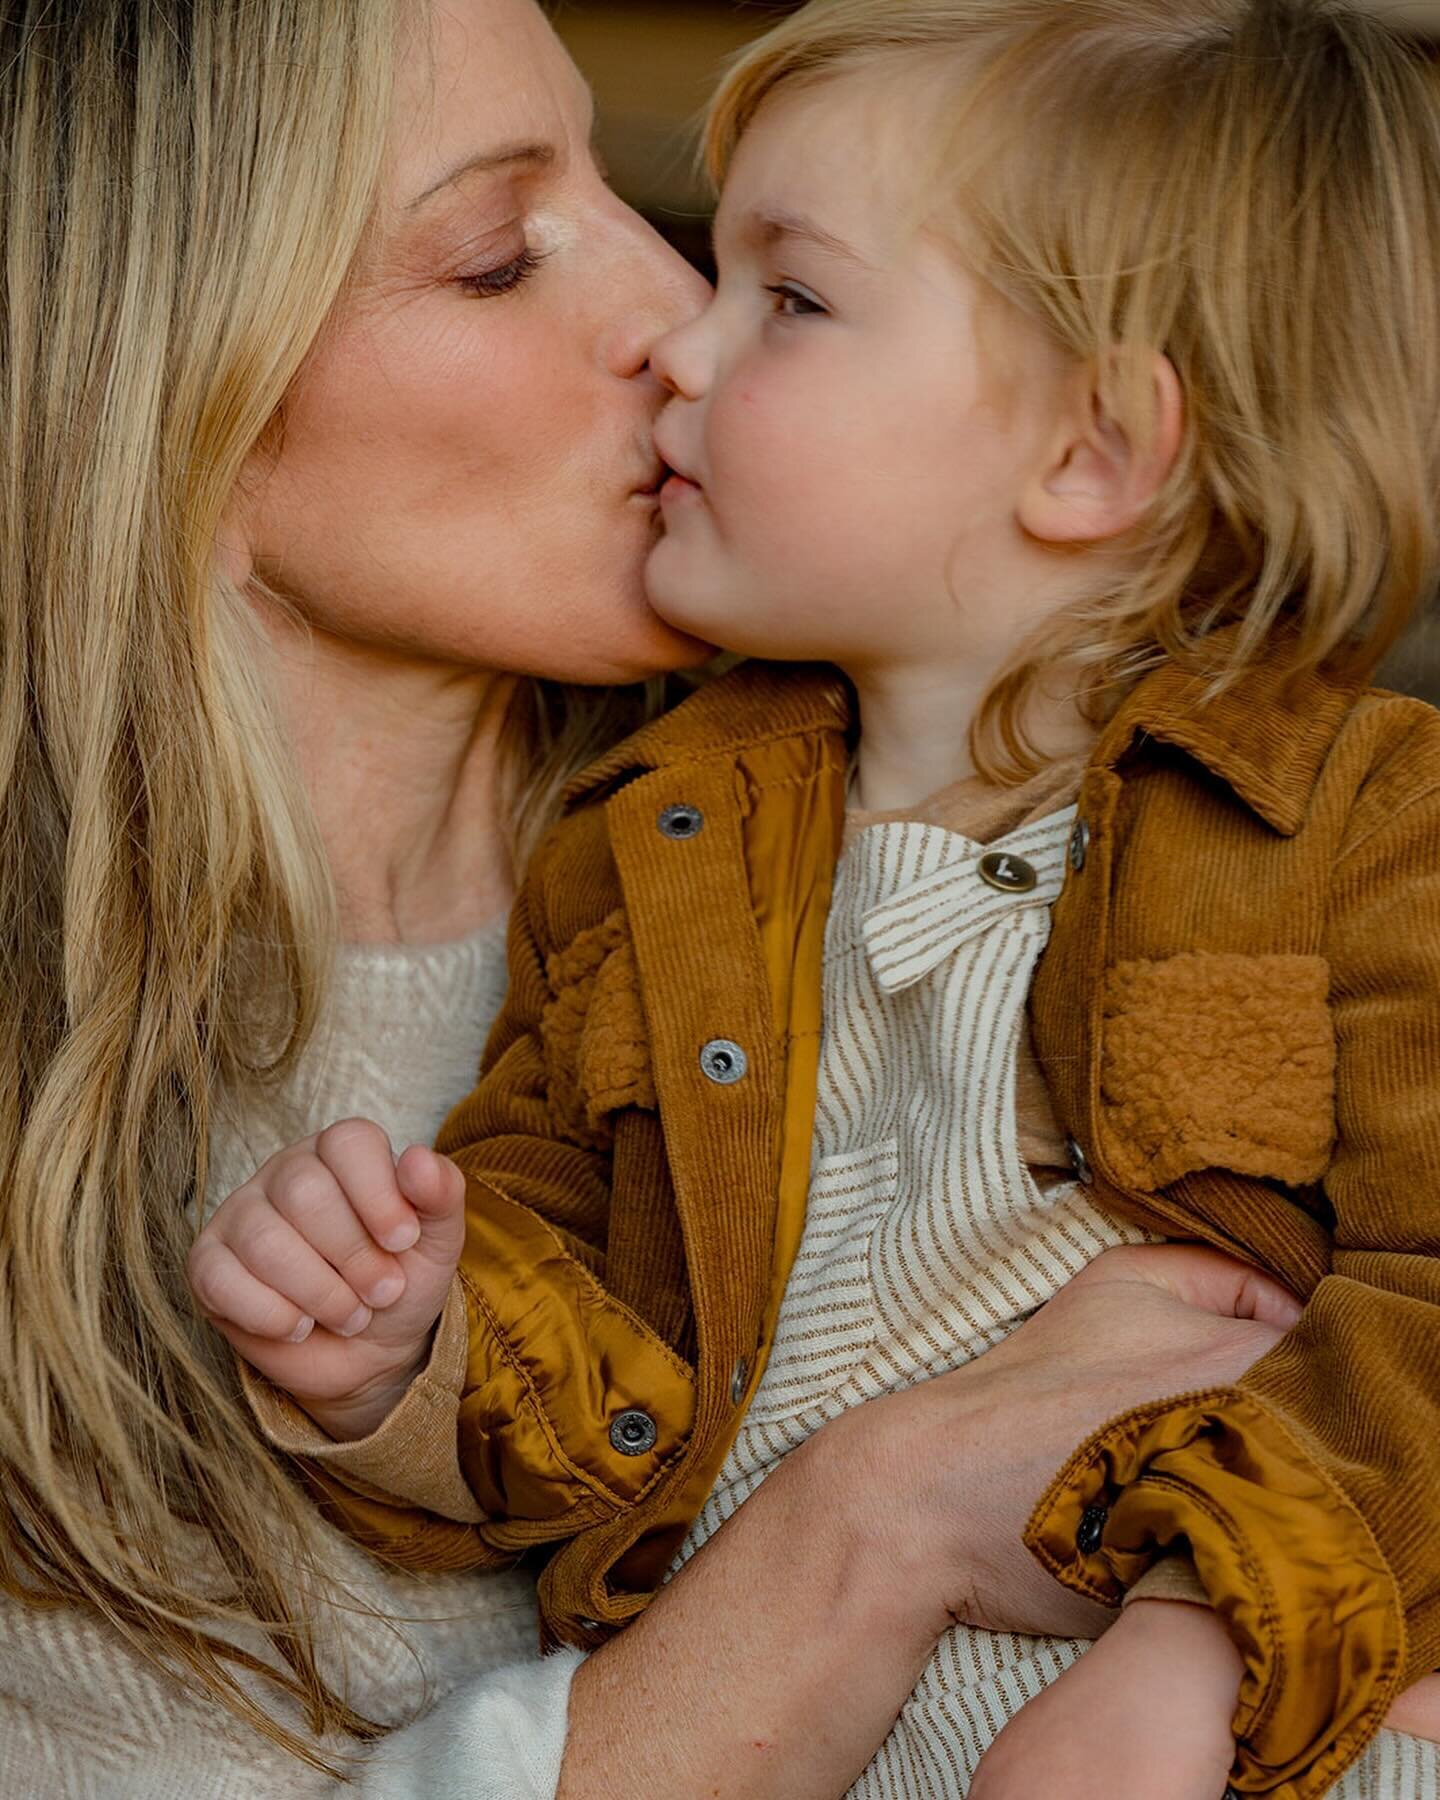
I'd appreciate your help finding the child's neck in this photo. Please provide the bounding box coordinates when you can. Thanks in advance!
[846,658,1096,813]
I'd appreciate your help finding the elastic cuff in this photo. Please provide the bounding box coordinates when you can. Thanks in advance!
[1123,1553,1210,1610]
[1024,1387,1404,1797]
[242,1277,484,1521]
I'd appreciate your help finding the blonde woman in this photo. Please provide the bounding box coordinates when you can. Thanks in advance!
[0,0,1320,1793]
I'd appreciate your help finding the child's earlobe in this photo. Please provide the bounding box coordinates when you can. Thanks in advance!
[1018,351,1183,548]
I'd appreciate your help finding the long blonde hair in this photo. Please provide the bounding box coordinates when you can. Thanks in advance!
[0,0,647,1767]
[708,0,1440,771]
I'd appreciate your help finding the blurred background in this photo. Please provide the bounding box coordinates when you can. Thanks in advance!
[552,2,800,272]
[554,0,1440,694]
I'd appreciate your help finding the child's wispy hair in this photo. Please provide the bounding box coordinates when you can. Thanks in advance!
[708,0,1440,774]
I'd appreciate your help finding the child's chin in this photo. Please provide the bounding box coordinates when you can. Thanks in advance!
[643,561,722,645]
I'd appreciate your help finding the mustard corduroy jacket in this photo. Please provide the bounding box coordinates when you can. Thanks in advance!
[310,651,1440,1800]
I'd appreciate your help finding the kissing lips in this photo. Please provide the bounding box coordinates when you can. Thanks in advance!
[660,469,703,506]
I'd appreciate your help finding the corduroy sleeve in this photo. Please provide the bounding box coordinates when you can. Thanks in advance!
[1026,733,1440,1798]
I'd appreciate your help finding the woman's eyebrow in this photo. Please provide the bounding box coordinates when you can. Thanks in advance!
[408,141,556,212]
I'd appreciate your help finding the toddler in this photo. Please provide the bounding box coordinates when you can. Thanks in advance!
[194,1,1440,1793]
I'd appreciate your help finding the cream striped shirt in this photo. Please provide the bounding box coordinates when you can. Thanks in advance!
[676,798,1436,1797]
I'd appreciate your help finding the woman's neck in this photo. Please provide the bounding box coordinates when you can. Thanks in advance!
[263,612,520,946]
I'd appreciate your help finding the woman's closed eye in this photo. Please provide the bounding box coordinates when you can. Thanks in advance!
[456,245,550,299]
[764,280,828,319]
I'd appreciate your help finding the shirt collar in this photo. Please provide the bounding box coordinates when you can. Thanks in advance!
[1093,643,1369,836]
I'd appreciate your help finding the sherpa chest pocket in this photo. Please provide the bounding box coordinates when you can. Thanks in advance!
[1099,951,1336,1191]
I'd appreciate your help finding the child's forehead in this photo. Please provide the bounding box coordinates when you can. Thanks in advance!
[718,62,957,247]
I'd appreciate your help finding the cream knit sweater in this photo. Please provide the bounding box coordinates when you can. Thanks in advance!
[0,927,581,1800]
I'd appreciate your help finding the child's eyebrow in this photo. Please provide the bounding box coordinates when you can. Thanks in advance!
[747,207,874,270]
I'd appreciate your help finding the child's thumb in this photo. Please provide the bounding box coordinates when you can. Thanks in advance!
[393,1145,467,1235]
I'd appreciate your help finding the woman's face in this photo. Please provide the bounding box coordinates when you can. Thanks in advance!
[242,0,712,684]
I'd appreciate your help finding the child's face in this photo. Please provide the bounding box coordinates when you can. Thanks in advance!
[647,70,1075,675]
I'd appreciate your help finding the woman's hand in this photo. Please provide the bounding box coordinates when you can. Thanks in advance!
[813,1243,1304,1643]
[187,1118,467,1440]
[558,1243,1300,1800]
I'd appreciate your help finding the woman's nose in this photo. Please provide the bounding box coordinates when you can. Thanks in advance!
[600,207,712,383]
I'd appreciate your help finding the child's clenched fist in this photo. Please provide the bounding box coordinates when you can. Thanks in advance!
[188,1117,466,1441]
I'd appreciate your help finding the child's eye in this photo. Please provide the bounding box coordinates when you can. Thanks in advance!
[456,246,547,299]
[764,281,828,319]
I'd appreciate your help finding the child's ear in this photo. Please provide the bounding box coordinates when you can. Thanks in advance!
[1018,350,1182,546]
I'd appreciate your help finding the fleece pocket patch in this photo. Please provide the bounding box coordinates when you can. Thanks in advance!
[1100,952,1335,1191]
[542,909,656,1147]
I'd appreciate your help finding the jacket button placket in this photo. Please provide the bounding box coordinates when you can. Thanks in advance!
[607,761,777,1460]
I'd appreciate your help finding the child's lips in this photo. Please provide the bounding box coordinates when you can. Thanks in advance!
[659,471,704,505]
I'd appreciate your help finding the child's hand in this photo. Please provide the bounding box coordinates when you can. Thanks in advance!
[969,1597,1242,1800]
[188,1118,467,1442]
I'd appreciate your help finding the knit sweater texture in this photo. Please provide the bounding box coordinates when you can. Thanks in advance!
[0,926,580,1800]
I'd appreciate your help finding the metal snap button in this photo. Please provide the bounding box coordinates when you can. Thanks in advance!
[609,1409,659,1457]
[978,851,1038,894]
[1069,817,1091,874]
[658,804,704,841]
[700,1039,748,1085]
[730,1358,749,1406]
[1066,1137,1094,1186]
[1077,1503,1109,1556]
[577,1617,602,1633]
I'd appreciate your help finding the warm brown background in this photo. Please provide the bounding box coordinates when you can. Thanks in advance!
[554,0,1440,695]
[552,2,801,268]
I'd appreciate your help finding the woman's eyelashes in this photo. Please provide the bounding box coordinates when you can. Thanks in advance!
[455,244,550,299]
[764,280,828,319]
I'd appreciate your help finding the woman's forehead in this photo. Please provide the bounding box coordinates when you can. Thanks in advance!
[389,0,593,208]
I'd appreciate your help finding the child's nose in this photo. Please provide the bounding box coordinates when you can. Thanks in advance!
[650,312,712,402]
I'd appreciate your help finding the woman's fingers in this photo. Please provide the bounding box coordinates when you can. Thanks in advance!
[1074,1243,1303,1329]
[203,1193,374,1339]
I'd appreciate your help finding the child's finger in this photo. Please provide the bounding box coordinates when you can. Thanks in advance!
[187,1237,316,1344]
[211,1202,374,1339]
[393,1147,468,1267]
[314,1117,420,1254]
[394,1145,467,1219]
[268,1154,407,1311]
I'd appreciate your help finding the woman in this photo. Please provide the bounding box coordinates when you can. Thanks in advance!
[0,1,1309,1794]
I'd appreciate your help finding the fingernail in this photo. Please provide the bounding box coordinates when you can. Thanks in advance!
[367,1275,405,1308]
[289,1316,315,1344]
[380,1220,420,1253]
[338,1305,372,1338]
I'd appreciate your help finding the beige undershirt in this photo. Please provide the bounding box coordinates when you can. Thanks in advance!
[845,759,1205,1615]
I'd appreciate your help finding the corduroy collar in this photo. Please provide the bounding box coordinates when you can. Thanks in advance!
[1094,647,1370,837]
[563,661,850,806]
[565,644,1369,837]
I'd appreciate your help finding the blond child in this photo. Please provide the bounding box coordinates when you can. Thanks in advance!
[194,1,1440,1792]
